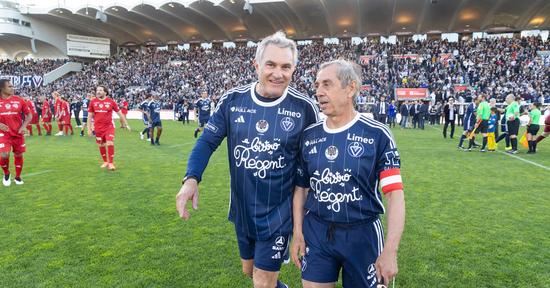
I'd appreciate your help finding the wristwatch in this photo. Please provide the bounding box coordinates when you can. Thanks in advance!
[182,175,199,185]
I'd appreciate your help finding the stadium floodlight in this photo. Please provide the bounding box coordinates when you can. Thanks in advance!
[243,0,253,14]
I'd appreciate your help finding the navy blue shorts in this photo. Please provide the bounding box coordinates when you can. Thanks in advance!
[464,119,475,131]
[198,118,209,128]
[82,117,88,123]
[143,119,149,126]
[235,226,290,272]
[301,212,384,288]
[150,121,162,128]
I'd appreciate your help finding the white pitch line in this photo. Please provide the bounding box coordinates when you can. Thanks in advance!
[497,151,550,172]
[424,125,550,171]
[21,170,55,177]
[168,142,195,148]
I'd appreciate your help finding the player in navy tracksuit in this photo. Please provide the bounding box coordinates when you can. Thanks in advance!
[176,32,319,288]
[138,95,152,141]
[292,60,405,288]
[193,91,212,138]
[148,94,162,145]
[457,99,477,150]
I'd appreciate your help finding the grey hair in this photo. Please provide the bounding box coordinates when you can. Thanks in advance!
[319,59,362,98]
[255,31,298,65]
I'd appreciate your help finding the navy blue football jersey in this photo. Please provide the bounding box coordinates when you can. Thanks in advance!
[186,82,319,240]
[139,100,150,121]
[297,114,403,223]
[196,98,212,120]
[148,100,162,123]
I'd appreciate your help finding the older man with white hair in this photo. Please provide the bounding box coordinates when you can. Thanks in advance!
[291,60,406,288]
[176,31,319,288]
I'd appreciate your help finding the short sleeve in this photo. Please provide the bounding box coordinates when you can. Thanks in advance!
[376,131,403,194]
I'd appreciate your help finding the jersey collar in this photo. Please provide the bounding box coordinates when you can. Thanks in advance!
[323,112,361,134]
[250,81,288,107]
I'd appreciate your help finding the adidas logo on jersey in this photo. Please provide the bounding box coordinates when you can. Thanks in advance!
[234,115,245,123]
[308,146,318,154]
[271,252,281,260]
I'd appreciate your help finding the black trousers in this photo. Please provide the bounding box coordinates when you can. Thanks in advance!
[182,112,189,124]
[443,119,455,138]
[377,114,387,124]
[73,108,81,126]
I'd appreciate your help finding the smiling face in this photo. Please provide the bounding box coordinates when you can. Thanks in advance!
[254,44,296,98]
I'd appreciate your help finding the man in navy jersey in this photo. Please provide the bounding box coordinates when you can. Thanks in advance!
[176,31,319,288]
[138,94,152,141]
[147,94,162,145]
[457,98,477,150]
[193,90,212,138]
[291,60,405,288]
[80,93,92,137]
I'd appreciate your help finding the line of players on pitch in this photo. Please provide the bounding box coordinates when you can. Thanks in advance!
[136,90,213,145]
[0,79,130,185]
[457,93,549,154]
[24,91,130,138]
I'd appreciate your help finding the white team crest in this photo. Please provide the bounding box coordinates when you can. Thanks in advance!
[5,104,10,109]
[347,142,364,157]
[275,236,285,247]
[325,146,339,161]
[256,120,269,133]
[280,117,295,132]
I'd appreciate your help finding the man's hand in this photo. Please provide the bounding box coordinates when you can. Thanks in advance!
[17,126,26,135]
[176,179,199,220]
[87,127,93,137]
[0,123,9,132]
[375,248,398,286]
[290,230,306,269]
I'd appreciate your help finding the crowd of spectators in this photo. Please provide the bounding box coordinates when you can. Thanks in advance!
[0,58,67,75]
[4,36,550,110]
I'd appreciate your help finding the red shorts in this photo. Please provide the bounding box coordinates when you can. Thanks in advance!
[61,116,71,125]
[0,134,26,154]
[42,116,52,123]
[545,115,550,133]
[95,128,115,144]
[31,114,39,124]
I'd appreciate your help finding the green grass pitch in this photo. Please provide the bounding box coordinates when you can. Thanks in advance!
[0,119,549,287]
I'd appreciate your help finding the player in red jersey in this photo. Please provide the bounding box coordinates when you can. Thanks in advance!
[53,92,64,135]
[87,85,131,170]
[25,96,42,136]
[40,95,53,135]
[0,79,33,186]
[58,96,73,136]
[119,98,129,128]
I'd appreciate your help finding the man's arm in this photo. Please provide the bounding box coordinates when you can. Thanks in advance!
[87,112,94,136]
[291,186,309,268]
[176,96,228,220]
[18,112,33,135]
[116,111,131,130]
[375,189,405,286]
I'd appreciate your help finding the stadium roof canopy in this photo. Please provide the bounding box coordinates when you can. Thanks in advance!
[16,0,550,45]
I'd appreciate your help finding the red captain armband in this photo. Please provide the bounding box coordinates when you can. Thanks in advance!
[379,168,403,194]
